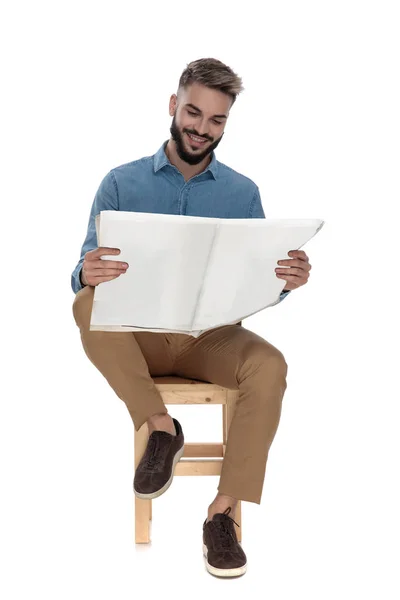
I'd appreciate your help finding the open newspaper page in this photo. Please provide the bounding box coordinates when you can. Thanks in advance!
[90,211,218,333]
[191,218,325,331]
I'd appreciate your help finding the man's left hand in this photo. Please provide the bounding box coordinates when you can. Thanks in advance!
[275,250,312,291]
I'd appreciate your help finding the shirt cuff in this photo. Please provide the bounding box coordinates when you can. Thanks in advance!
[279,289,291,300]
[78,268,87,289]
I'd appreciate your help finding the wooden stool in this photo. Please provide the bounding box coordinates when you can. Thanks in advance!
[134,375,241,544]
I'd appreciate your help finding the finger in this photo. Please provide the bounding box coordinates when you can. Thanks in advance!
[87,247,121,260]
[87,268,126,277]
[277,262,310,272]
[98,247,121,255]
[289,250,309,262]
[277,273,308,283]
[290,261,311,271]
[276,267,305,276]
[94,259,128,269]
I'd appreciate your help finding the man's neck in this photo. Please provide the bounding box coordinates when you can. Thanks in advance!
[165,139,211,182]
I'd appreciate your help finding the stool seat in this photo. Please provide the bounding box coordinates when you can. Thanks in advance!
[134,376,241,543]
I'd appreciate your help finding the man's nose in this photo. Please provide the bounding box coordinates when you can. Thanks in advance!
[195,117,209,137]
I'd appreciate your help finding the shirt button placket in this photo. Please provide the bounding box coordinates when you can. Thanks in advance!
[180,183,191,215]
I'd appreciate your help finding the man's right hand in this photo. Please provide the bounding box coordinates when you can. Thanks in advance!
[81,247,129,287]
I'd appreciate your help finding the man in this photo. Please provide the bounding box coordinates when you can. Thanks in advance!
[72,58,312,578]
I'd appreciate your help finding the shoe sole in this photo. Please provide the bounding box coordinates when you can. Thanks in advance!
[202,543,247,577]
[133,443,185,500]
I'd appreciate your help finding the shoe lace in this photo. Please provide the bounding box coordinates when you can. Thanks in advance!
[143,433,171,470]
[209,508,240,551]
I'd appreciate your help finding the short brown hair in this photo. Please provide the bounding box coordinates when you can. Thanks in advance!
[177,58,244,107]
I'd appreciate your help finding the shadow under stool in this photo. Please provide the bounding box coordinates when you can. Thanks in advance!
[134,375,241,544]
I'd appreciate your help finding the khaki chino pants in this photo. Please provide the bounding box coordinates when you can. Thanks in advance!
[72,285,288,504]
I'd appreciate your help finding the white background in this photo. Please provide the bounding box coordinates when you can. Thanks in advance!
[1,0,399,597]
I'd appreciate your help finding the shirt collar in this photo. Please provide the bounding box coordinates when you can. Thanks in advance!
[154,140,218,180]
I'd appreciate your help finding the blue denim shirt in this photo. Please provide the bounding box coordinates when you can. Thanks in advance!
[71,140,291,306]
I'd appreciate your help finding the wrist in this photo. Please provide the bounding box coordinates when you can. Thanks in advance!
[79,268,87,287]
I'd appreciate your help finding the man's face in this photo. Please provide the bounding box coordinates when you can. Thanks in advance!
[169,82,231,165]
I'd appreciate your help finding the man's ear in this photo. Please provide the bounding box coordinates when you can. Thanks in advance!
[169,94,177,117]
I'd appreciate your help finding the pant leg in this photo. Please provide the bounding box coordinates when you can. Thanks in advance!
[172,323,289,504]
[72,285,176,431]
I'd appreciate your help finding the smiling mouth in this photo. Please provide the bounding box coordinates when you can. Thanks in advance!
[186,132,209,146]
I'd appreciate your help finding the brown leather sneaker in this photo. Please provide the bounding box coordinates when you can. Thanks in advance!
[203,507,247,577]
[133,417,184,500]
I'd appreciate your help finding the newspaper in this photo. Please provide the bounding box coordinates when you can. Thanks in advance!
[89,211,325,337]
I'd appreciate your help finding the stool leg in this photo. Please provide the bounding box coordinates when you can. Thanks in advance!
[223,395,242,542]
[134,422,151,543]
[135,497,151,543]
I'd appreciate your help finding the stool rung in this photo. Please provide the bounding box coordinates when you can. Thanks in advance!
[183,443,223,457]
[175,459,222,476]
[161,390,228,404]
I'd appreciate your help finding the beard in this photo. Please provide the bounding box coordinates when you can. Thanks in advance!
[169,113,224,165]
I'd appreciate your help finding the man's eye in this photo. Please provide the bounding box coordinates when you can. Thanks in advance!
[187,110,222,125]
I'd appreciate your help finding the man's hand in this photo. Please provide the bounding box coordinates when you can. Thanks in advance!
[275,249,312,291]
[81,247,129,287]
